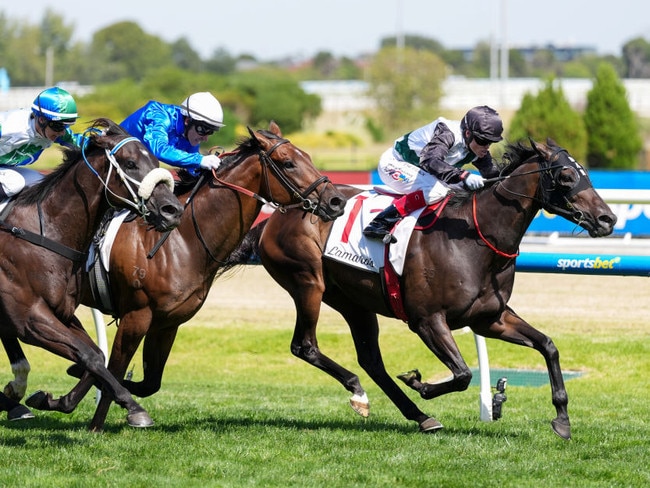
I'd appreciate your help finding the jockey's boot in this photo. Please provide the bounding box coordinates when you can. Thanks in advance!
[363,204,402,244]
[363,190,427,244]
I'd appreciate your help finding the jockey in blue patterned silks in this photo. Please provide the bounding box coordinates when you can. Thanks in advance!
[0,87,80,199]
[363,105,504,243]
[120,91,225,175]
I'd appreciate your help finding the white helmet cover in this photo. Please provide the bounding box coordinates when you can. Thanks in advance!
[179,92,225,129]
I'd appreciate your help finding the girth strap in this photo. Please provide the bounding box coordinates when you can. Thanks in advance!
[0,219,87,262]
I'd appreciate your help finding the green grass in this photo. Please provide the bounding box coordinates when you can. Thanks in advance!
[1,273,649,487]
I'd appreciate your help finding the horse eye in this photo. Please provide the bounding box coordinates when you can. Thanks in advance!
[282,159,296,169]
[125,159,137,170]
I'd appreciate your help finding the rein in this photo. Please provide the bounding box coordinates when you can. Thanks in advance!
[147,134,330,260]
[212,138,330,214]
[471,193,519,259]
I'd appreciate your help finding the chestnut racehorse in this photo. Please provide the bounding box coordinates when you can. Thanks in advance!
[24,121,346,431]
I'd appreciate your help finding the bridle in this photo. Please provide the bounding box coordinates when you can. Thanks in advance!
[474,146,592,258]
[81,131,174,218]
[212,135,331,215]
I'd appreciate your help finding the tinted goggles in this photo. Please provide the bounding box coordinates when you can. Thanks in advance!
[472,134,493,147]
[48,120,73,132]
[193,122,217,136]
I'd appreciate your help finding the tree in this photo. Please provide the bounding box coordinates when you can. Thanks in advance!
[622,37,650,78]
[508,79,587,161]
[366,46,447,133]
[584,63,642,169]
[87,22,172,82]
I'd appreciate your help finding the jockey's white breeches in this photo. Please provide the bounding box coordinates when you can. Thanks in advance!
[376,148,449,204]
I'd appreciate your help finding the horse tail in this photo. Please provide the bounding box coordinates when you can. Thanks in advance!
[217,220,267,276]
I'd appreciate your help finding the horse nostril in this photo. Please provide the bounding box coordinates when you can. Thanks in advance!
[599,213,617,227]
[330,197,346,210]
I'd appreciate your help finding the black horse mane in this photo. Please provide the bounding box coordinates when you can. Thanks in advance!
[16,118,128,206]
[447,140,541,207]
[174,129,283,195]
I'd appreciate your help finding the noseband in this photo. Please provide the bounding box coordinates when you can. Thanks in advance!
[256,138,331,214]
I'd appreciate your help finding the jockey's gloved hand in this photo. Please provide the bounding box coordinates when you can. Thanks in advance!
[200,154,221,171]
[464,173,484,190]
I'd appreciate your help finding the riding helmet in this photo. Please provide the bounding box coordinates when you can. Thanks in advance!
[31,87,78,123]
[180,92,225,130]
[461,105,503,142]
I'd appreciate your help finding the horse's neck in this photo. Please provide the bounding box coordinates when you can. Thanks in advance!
[477,176,541,251]
[39,171,106,249]
[182,168,263,262]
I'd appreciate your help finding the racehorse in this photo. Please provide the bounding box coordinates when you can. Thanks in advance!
[224,139,616,440]
[24,121,347,432]
[0,118,183,427]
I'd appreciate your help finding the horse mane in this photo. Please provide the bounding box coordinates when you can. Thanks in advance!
[174,130,278,195]
[15,119,127,206]
[446,140,539,207]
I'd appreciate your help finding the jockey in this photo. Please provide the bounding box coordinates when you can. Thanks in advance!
[363,105,504,243]
[120,91,225,175]
[0,87,80,199]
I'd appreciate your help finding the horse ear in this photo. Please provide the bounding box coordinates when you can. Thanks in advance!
[530,138,552,159]
[268,120,282,137]
[546,137,558,147]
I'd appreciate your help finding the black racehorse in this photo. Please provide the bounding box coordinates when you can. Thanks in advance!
[225,140,616,440]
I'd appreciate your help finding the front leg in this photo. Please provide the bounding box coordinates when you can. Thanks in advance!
[476,306,570,440]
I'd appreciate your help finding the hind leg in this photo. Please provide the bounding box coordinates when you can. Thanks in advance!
[331,296,441,432]
[474,307,570,440]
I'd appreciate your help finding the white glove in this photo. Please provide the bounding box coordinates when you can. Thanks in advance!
[464,173,484,190]
[200,154,221,171]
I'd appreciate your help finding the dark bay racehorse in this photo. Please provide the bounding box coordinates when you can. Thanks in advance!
[225,140,616,440]
[25,121,346,431]
[0,118,183,426]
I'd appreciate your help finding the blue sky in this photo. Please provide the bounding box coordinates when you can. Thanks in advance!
[4,0,650,60]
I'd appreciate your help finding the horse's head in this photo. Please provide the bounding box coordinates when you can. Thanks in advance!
[532,139,617,237]
[85,119,183,231]
[244,121,346,221]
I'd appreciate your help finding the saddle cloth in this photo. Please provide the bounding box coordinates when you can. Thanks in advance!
[323,189,425,276]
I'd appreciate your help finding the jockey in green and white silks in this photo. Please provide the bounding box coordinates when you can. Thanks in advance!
[364,105,504,243]
[0,87,80,199]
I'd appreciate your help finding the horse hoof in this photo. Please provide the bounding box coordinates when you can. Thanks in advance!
[350,397,370,418]
[419,417,443,433]
[551,419,571,440]
[397,369,421,386]
[127,410,154,428]
[8,404,35,421]
[25,390,50,410]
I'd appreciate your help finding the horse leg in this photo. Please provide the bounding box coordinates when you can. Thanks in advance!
[89,318,175,432]
[289,289,371,417]
[1,336,30,401]
[22,311,152,430]
[26,315,99,414]
[396,315,473,399]
[475,307,571,440]
[333,299,442,432]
